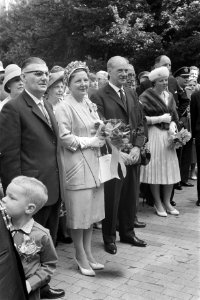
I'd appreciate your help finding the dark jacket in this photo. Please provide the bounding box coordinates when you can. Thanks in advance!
[90,83,145,148]
[191,90,200,138]
[0,90,63,204]
[0,213,28,300]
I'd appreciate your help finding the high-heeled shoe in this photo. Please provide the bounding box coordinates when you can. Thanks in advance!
[166,208,179,215]
[74,257,95,276]
[154,205,167,217]
[89,261,104,270]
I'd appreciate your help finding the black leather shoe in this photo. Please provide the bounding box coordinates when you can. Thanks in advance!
[196,200,200,206]
[104,242,117,254]
[170,200,176,206]
[134,220,146,228]
[181,181,194,187]
[41,287,65,299]
[174,182,182,190]
[120,235,147,247]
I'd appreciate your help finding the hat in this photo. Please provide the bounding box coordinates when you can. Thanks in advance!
[148,66,169,82]
[173,67,190,78]
[138,71,150,81]
[3,64,21,93]
[48,70,64,89]
[64,61,89,86]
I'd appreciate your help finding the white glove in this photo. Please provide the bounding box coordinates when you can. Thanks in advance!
[159,113,172,124]
[147,114,171,125]
[169,121,178,134]
[79,137,105,149]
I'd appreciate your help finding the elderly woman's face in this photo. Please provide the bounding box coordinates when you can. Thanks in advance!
[69,71,89,100]
[155,76,168,91]
[48,80,64,100]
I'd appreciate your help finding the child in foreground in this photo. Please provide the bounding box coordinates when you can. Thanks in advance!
[1,176,58,300]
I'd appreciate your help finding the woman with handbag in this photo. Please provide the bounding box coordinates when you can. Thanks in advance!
[140,66,180,217]
[55,61,105,276]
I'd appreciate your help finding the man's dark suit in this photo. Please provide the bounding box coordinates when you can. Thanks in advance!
[90,84,145,243]
[0,90,63,243]
[0,213,28,300]
[191,90,200,200]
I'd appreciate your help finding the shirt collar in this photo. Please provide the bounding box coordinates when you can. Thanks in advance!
[10,218,34,235]
[109,82,124,94]
[25,89,43,105]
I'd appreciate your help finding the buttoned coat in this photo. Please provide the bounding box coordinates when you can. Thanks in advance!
[55,94,101,191]
[90,83,145,148]
[0,90,63,205]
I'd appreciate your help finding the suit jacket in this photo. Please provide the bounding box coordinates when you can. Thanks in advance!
[90,83,145,148]
[0,213,28,300]
[0,90,63,205]
[55,94,101,190]
[191,90,200,138]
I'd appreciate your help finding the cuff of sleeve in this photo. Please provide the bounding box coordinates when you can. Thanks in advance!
[26,280,32,294]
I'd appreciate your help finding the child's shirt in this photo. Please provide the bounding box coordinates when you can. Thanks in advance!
[10,218,58,300]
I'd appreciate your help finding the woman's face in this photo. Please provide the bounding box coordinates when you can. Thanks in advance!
[187,80,197,91]
[69,71,89,100]
[48,80,64,101]
[154,76,168,92]
[90,79,98,89]
[7,77,24,97]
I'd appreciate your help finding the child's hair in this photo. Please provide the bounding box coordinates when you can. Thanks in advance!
[11,176,48,214]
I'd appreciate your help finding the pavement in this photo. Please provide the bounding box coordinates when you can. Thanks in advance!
[50,182,200,300]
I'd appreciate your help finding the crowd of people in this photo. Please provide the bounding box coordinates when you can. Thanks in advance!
[0,54,199,300]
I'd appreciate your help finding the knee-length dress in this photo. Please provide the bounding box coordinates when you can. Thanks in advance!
[140,88,181,185]
[55,94,104,229]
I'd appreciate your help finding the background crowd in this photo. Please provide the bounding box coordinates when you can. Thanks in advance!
[0,53,200,300]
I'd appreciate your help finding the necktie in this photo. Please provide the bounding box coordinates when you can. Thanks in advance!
[119,89,127,110]
[38,102,52,129]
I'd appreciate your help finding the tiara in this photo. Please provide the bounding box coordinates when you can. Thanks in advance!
[64,61,89,85]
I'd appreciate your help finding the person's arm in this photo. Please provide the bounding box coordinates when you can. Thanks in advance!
[0,101,21,191]
[27,232,58,292]
[55,103,105,152]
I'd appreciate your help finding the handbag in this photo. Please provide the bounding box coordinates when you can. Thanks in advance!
[140,143,151,166]
[99,153,113,183]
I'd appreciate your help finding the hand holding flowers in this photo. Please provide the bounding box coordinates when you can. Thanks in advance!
[168,125,191,149]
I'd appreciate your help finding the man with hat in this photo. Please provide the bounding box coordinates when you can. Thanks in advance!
[0,64,24,111]
[174,66,194,188]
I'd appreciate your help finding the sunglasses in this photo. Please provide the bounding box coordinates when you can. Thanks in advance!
[24,71,49,77]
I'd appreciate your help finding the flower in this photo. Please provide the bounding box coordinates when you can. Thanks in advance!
[168,128,191,149]
[95,119,131,150]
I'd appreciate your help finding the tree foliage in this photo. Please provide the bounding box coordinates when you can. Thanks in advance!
[0,0,199,73]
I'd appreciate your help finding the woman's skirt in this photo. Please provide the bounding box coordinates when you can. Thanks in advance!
[64,184,105,229]
[140,126,181,184]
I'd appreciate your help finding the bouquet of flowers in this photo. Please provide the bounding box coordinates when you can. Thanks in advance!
[94,119,132,150]
[168,128,191,149]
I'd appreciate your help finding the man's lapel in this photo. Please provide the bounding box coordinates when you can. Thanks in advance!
[105,84,127,113]
[22,91,55,132]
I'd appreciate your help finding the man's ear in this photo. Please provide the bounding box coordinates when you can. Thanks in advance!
[20,73,26,83]
[25,203,36,215]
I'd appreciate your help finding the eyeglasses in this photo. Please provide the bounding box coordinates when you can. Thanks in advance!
[24,71,49,77]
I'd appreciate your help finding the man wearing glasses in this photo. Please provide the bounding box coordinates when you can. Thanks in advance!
[0,57,65,299]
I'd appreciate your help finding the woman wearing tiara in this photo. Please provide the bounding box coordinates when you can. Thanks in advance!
[55,61,105,276]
